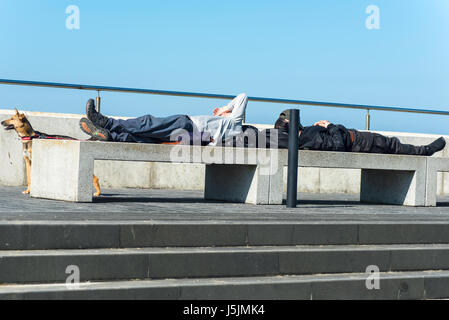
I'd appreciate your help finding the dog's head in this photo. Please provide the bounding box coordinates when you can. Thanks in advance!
[1,108,34,137]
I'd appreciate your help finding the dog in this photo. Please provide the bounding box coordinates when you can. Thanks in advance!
[1,108,101,196]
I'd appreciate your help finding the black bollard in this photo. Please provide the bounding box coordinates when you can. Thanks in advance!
[286,109,299,208]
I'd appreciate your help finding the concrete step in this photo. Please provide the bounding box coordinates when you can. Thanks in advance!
[1,270,449,300]
[2,244,449,284]
[3,221,449,250]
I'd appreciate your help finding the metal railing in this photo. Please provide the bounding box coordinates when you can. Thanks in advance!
[1,78,449,130]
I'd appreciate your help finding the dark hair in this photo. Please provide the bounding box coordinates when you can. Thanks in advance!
[275,109,304,131]
[275,118,288,131]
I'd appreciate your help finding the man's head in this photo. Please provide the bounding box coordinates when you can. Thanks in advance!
[274,109,304,132]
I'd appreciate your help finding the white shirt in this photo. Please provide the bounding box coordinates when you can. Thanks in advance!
[189,93,248,146]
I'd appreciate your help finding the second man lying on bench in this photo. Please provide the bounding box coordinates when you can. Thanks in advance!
[274,110,446,156]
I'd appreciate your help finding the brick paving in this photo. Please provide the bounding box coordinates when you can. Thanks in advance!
[1,186,449,222]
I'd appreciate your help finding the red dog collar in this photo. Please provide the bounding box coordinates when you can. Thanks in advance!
[21,135,39,141]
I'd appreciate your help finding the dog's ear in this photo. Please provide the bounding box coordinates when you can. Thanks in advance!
[14,107,19,115]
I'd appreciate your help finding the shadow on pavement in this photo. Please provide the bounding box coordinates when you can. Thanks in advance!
[93,194,227,204]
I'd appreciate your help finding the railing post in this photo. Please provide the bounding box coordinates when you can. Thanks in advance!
[286,109,300,208]
[365,109,370,130]
[96,91,101,113]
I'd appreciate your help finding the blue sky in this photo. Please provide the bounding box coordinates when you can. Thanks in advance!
[1,0,448,134]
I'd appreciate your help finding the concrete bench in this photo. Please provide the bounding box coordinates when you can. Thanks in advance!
[29,140,440,207]
[269,150,429,206]
[29,140,278,204]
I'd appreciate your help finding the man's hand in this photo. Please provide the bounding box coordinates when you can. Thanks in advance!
[213,107,231,117]
[314,120,331,128]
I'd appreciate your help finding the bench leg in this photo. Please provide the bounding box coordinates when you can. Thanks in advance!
[360,169,426,206]
[425,160,438,207]
[30,140,94,202]
[204,164,270,204]
[268,155,284,205]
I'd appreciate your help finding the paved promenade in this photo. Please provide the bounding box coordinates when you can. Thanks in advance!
[2,186,449,222]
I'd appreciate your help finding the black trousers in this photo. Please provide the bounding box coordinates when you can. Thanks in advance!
[351,131,427,155]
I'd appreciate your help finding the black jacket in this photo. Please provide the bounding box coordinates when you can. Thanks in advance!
[275,124,353,151]
[222,123,353,151]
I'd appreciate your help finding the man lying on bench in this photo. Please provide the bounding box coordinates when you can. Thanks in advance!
[79,93,248,146]
[274,109,446,156]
